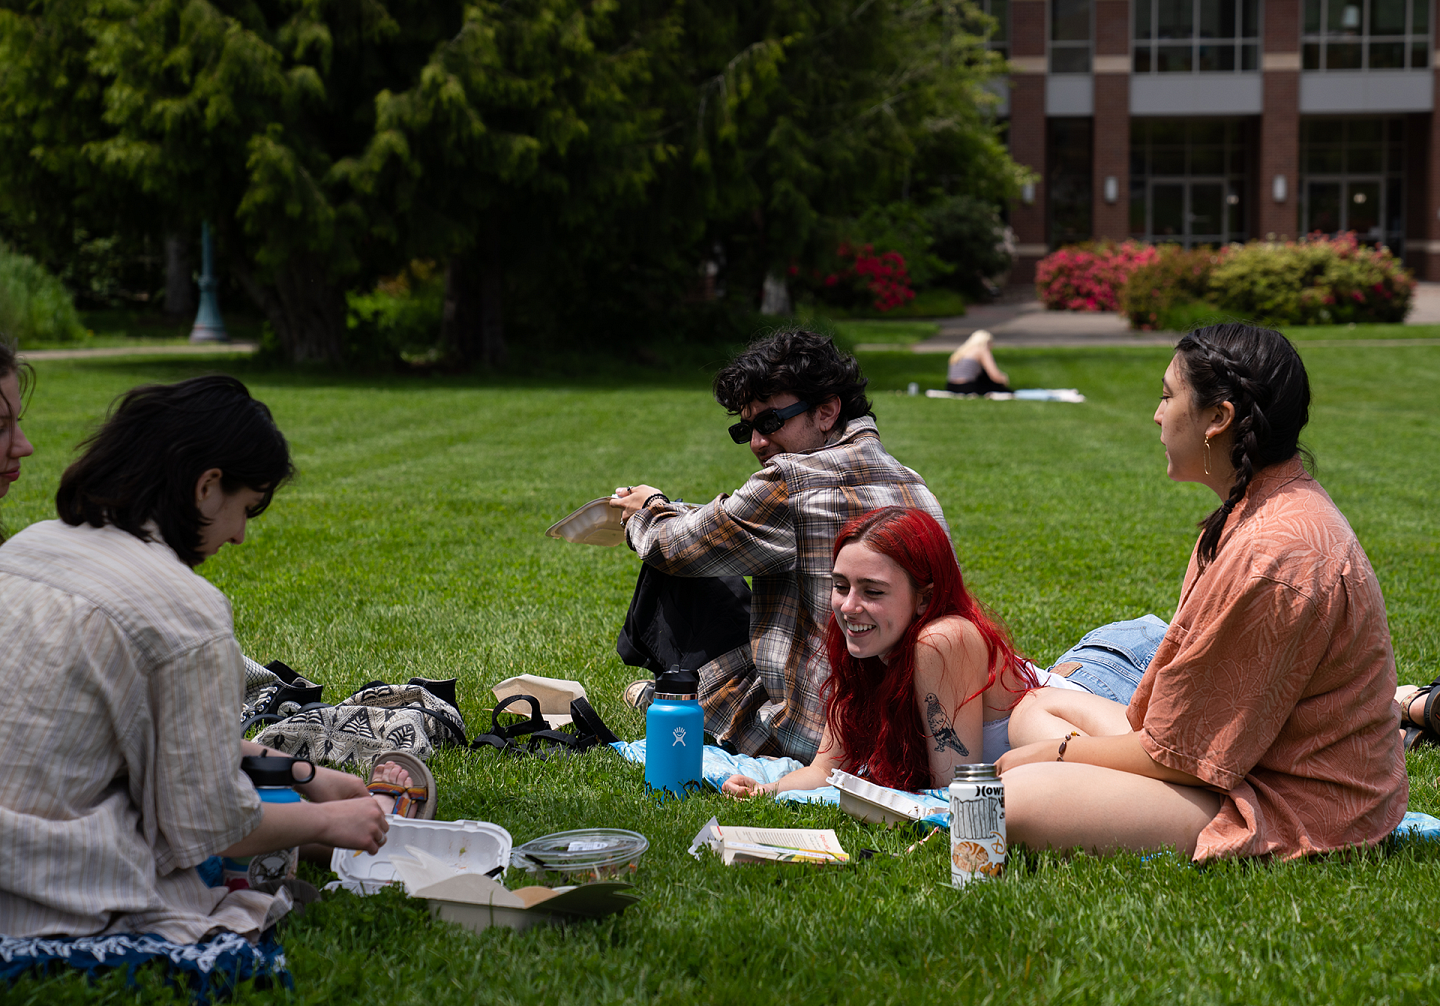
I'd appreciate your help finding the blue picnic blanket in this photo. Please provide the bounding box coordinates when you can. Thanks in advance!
[610,740,1440,842]
[0,929,290,999]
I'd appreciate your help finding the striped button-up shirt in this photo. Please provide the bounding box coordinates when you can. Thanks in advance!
[625,416,949,761]
[0,520,276,942]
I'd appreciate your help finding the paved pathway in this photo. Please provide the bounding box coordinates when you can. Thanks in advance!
[23,342,259,361]
[854,280,1440,352]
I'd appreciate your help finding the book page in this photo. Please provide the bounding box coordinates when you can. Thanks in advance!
[715,826,847,856]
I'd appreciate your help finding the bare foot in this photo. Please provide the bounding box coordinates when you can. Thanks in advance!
[369,760,413,815]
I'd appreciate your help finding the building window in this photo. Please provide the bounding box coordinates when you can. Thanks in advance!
[1300,118,1404,250]
[1130,119,1250,246]
[1049,118,1093,246]
[1051,0,1092,72]
[1302,0,1430,69]
[1133,0,1261,72]
[981,0,1010,59]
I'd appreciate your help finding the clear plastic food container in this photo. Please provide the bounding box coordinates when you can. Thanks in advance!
[545,498,627,547]
[511,829,650,885]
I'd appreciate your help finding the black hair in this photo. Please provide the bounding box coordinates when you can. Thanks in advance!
[0,336,34,544]
[56,375,295,567]
[1174,323,1312,569]
[712,329,873,426]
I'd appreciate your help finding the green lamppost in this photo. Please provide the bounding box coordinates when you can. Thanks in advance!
[188,221,228,343]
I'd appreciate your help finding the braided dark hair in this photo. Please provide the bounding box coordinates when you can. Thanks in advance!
[1175,323,1312,568]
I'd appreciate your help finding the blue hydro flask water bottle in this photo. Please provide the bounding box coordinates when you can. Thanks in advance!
[646,666,704,797]
[221,755,313,890]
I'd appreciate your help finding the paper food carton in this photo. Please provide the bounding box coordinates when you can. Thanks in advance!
[389,846,641,934]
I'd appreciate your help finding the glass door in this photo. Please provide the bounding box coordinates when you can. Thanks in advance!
[1303,177,1385,238]
[1144,180,1234,245]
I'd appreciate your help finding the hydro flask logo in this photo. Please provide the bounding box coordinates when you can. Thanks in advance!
[672,726,687,746]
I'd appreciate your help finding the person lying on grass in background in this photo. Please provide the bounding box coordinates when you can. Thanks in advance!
[721,506,1075,795]
[610,330,950,763]
[0,375,412,945]
[998,323,1408,861]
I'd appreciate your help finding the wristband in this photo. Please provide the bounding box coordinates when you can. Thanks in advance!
[643,493,670,509]
[1056,732,1080,762]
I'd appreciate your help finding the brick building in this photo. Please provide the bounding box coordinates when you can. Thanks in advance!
[995,0,1440,281]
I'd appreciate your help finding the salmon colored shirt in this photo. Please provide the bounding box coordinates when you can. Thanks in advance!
[1128,459,1408,861]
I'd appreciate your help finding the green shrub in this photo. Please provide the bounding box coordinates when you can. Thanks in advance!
[1208,234,1413,326]
[345,261,445,365]
[1121,234,1414,330]
[922,195,1013,299]
[0,241,87,344]
[1121,246,1219,331]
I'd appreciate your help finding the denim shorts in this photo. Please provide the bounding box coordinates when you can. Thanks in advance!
[1045,614,1170,705]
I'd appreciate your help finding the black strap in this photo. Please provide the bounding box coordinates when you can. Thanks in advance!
[466,694,622,757]
[467,694,549,753]
[569,697,619,748]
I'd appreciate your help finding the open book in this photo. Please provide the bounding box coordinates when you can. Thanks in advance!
[690,818,849,865]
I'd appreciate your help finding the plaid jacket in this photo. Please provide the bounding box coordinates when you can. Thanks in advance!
[625,416,949,761]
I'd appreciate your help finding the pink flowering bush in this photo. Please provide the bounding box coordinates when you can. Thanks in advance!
[1035,241,1160,311]
[795,241,918,313]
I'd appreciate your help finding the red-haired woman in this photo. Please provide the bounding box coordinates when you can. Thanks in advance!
[722,506,1043,796]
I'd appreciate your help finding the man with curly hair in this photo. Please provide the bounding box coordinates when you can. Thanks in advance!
[611,330,949,762]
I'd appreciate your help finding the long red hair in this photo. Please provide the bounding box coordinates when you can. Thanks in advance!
[823,506,1036,791]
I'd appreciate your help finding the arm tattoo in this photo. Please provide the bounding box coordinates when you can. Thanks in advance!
[924,692,969,756]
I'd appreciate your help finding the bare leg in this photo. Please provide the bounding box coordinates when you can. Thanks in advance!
[1008,687,1134,748]
[1005,761,1223,858]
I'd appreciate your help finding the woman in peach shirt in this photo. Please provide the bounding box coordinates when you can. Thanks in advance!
[998,323,1408,861]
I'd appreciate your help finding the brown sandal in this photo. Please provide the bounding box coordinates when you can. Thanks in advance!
[368,750,437,819]
[1402,677,1440,751]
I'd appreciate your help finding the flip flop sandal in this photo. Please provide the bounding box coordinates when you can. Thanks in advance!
[369,750,437,820]
[1402,676,1440,751]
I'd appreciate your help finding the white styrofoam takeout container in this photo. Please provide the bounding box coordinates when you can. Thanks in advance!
[545,497,627,547]
[330,817,513,895]
[827,768,928,825]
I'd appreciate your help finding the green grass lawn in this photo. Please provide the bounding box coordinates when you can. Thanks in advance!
[5,339,1440,1004]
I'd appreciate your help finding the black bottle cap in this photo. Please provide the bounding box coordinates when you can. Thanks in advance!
[240,755,315,787]
[655,665,699,695]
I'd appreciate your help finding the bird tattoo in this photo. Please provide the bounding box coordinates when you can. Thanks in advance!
[925,692,969,755]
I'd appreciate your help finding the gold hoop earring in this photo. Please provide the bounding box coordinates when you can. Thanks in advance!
[1204,436,1211,476]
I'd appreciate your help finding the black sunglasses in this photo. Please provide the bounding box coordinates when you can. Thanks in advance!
[728,400,810,444]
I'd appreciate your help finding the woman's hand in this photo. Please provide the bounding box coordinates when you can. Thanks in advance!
[721,774,768,798]
[316,797,391,855]
[293,764,370,803]
[609,484,665,522]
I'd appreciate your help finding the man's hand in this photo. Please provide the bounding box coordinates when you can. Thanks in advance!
[609,484,665,522]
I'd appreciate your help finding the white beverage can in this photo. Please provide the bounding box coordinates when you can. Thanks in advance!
[949,763,1006,887]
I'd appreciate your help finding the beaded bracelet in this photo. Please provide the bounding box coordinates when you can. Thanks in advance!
[643,492,670,508]
[1056,732,1081,762]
